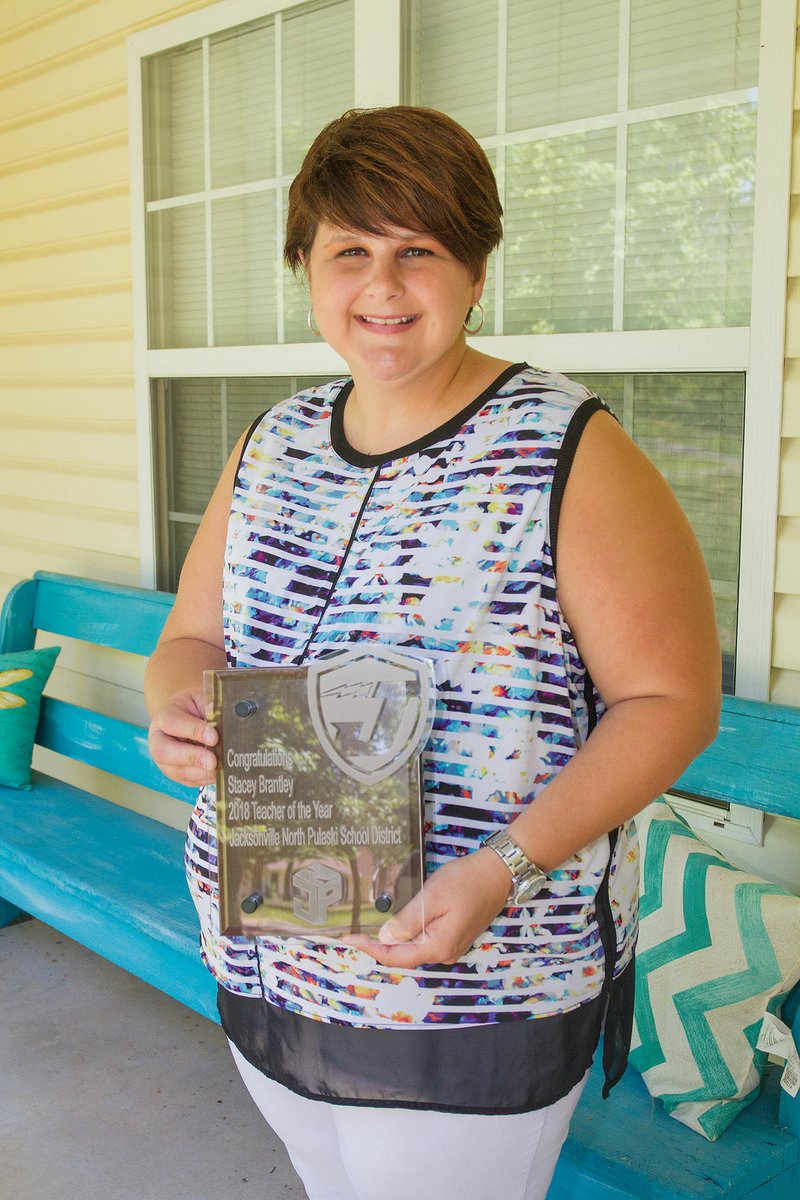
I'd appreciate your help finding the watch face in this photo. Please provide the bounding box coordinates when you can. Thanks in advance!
[514,875,545,904]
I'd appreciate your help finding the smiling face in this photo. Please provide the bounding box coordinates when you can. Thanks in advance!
[304,222,486,394]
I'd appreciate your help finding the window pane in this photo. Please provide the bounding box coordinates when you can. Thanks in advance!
[147,205,207,347]
[282,188,315,343]
[155,376,337,591]
[224,377,311,455]
[167,379,223,514]
[168,520,201,591]
[212,193,277,345]
[507,0,619,129]
[629,0,760,108]
[210,20,276,188]
[144,42,204,200]
[624,105,756,329]
[408,0,498,139]
[573,371,744,693]
[504,130,617,333]
[282,0,354,175]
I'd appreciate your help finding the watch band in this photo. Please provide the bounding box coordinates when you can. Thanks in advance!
[483,830,547,904]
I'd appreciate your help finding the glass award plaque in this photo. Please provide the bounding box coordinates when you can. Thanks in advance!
[205,648,435,939]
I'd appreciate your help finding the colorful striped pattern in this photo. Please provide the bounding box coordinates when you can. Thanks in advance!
[185,366,638,1028]
[631,799,800,1140]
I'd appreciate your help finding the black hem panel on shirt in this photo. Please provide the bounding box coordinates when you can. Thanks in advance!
[217,981,609,1114]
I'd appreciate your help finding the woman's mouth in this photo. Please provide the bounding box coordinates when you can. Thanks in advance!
[356,314,418,329]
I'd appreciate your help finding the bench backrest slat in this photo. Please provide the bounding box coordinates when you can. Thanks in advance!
[37,697,196,804]
[31,572,175,656]
[674,696,800,820]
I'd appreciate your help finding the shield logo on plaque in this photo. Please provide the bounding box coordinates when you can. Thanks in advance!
[307,649,433,784]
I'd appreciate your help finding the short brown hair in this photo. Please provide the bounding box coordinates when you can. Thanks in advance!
[284,106,503,281]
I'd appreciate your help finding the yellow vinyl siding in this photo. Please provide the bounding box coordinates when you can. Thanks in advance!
[0,0,217,827]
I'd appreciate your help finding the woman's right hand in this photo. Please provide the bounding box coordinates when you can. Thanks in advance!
[147,688,218,787]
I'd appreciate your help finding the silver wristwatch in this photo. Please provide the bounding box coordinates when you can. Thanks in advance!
[483,830,547,904]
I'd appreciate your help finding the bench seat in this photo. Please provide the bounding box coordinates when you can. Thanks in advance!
[0,769,217,1022]
[555,1060,797,1199]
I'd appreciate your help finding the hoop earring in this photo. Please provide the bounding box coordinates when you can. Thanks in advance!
[464,302,485,334]
[307,307,320,336]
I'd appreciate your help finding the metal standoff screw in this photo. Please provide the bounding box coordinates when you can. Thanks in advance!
[241,892,264,914]
[234,699,258,718]
[374,894,393,913]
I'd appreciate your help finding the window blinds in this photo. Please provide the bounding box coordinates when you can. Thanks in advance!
[408,0,498,138]
[144,43,204,201]
[210,21,276,189]
[282,2,354,176]
[504,130,617,334]
[628,0,760,107]
[624,106,756,329]
[506,0,621,129]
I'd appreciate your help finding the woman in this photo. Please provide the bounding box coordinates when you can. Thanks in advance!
[146,107,720,1200]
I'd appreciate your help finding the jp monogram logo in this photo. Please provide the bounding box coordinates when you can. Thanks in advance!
[307,649,432,784]
[292,862,345,924]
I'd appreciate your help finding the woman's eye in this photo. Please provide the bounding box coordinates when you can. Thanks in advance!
[338,247,366,257]
[403,247,433,258]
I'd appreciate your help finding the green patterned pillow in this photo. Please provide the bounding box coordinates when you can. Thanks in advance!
[0,645,60,789]
[630,798,800,1141]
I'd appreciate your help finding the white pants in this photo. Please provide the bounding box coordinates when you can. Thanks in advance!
[229,1040,587,1200]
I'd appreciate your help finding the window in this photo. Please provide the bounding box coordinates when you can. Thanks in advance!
[130,0,792,730]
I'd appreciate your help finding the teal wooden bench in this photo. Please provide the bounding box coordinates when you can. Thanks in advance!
[0,571,217,1021]
[1,570,797,1199]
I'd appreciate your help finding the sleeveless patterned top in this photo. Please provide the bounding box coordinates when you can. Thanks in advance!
[185,363,638,1029]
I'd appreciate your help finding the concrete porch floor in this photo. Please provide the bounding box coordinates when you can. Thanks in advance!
[0,918,306,1200]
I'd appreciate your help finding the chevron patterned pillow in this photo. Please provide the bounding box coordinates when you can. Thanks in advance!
[629,798,800,1141]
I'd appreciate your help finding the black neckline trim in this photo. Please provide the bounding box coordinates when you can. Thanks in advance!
[329,363,528,468]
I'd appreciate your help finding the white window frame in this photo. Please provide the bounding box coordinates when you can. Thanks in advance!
[129,0,795,840]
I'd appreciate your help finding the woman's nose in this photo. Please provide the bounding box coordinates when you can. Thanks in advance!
[364,257,404,300]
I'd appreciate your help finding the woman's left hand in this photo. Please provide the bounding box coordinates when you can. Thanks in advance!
[344,847,512,968]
